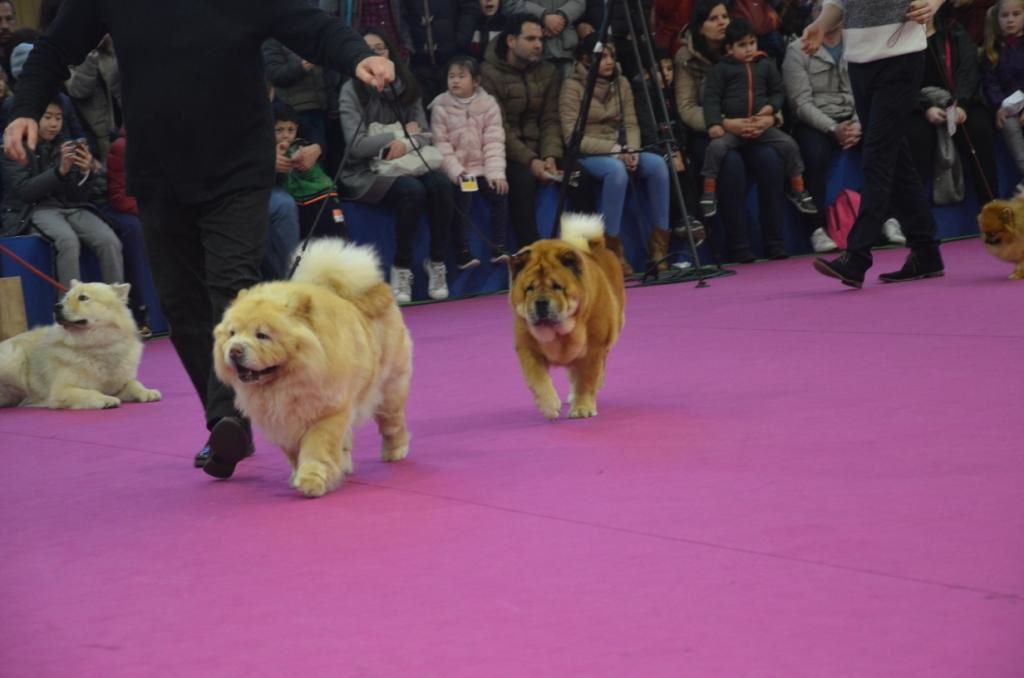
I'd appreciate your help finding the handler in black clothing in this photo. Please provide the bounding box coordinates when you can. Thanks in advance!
[4,0,395,479]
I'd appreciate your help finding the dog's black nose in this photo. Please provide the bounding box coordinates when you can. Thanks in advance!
[229,346,244,361]
[534,298,550,317]
[53,303,63,312]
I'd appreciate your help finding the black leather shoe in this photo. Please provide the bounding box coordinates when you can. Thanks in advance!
[813,252,869,289]
[199,417,254,479]
[878,249,944,283]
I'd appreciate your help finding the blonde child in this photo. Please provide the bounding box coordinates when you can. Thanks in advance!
[982,0,1024,193]
[430,56,510,267]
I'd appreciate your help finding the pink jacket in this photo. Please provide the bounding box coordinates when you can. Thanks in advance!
[429,90,506,183]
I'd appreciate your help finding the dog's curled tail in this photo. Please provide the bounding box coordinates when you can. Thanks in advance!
[290,240,395,316]
[560,212,606,252]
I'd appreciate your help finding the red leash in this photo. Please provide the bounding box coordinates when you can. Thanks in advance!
[0,241,67,294]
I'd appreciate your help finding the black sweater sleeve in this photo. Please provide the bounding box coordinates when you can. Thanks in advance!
[268,0,375,78]
[10,0,107,122]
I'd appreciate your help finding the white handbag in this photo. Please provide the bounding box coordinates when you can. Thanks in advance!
[367,122,443,177]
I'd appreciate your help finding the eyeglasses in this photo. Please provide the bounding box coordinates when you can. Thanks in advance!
[368,45,389,55]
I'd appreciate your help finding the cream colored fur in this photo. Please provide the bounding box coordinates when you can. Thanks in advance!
[0,281,160,409]
[213,240,413,498]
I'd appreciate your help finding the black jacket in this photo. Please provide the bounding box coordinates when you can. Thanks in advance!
[12,0,373,202]
[0,136,103,235]
[702,54,785,128]
[403,0,479,64]
[918,19,985,110]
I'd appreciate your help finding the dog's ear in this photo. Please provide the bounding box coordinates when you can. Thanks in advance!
[1000,206,1015,230]
[509,248,531,280]
[287,291,313,319]
[111,283,131,304]
[558,249,583,278]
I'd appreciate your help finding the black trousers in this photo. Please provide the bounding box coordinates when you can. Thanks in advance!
[846,52,938,260]
[381,170,453,269]
[137,187,268,432]
[792,123,840,235]
[905,100,998,205]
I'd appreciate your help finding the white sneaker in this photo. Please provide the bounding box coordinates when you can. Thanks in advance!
[810,227,838,253]
[423,259,449,300]
[390,266,413,304]
[883,218,906,245]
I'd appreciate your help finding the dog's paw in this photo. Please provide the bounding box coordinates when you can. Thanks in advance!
[139,388,162,402]
[1011,271,1023,280]
[65,394,121,410]
[292,467,330,498]
[381,443,408,463]
[568,402,597,419]
[537,396,562,420]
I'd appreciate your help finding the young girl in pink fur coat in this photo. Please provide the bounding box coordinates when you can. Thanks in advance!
[430,56,510,268]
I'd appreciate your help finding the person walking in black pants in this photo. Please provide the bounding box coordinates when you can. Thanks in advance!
[802,0,947,289]
[5,0,395,478]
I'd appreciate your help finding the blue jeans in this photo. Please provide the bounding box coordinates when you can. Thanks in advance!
[263,187,300,280]
[577,152,669,237]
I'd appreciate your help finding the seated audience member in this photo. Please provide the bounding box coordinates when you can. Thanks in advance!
[0,101,123,289]
[699,17,817,236]
[263,38,334,153]
[430,55,510,268]
[782,1,857,253]
[273,101,346,242]
[403,0,479,101]
[561,36,672,274]
[504,0,585,76]
[632,49,706,252]
[338,29,454,303]
[480,13,591,250]
[103,131,153,335]
[906,4,997,205]
[675,1,789,263]
[2,40,88,142]
[469,0,509,59]
[983,0,1024,195]
[65,34,120,163]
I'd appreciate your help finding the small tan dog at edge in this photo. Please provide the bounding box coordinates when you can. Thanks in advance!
[213,240,412,498]
[977,199,1024,280]
[509,213,626,419]
[0,280,161,409]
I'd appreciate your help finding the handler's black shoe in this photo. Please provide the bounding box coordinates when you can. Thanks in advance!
[878,249,945,283]
[198,417,254,478]
[813,252,869,289]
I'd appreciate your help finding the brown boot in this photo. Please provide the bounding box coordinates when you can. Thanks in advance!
[605,235,634,277]
[648,227,671,272]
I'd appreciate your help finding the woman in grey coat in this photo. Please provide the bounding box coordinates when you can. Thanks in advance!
[338,29,454,303]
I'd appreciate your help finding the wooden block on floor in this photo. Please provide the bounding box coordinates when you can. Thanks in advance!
[0,276,29,340]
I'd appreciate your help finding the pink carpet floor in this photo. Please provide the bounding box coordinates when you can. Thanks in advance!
[1,239,1022,678]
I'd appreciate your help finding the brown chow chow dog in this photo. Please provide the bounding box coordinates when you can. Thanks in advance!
[978,199,1024,280]
[213,240,412,498]
[509,213,625,419]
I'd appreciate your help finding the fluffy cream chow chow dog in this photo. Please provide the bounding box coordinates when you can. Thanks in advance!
[0,281,160,409]
[213,240,413,498]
